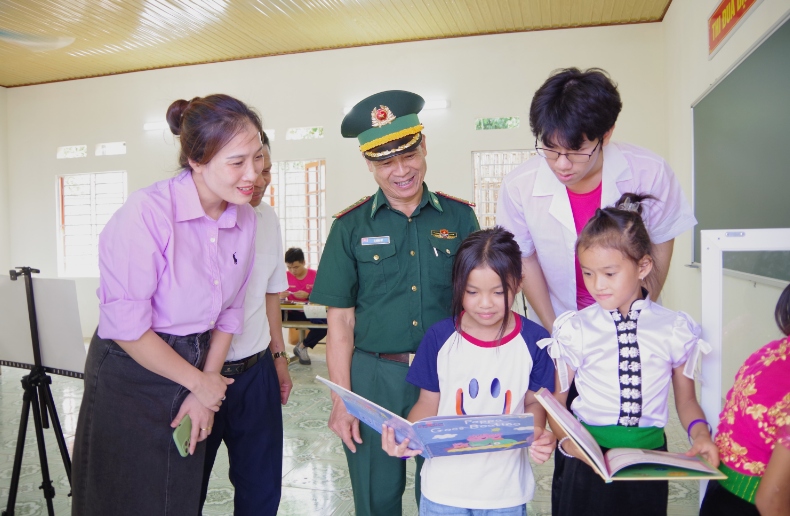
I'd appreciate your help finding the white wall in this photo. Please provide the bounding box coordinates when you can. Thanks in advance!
[5,23,666,338]
[0,86,9,274]
[661,0,790,394]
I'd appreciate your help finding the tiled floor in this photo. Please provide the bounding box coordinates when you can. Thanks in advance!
[0,344,702,515]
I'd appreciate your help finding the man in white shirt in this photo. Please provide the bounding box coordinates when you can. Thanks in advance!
[497,67,696,516]
[497,68,696,332]
[199,131,292,516]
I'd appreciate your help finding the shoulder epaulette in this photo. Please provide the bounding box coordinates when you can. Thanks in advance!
[334,196,372,218]
[435,191,475,207]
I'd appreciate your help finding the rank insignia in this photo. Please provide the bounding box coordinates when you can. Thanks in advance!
[431,229,457,239]
[436,191,475,207]
[334,196,372,218]
[371,105,396,128]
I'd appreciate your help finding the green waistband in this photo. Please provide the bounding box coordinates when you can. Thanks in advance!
[581,422,665,450]
[719,463,760,504]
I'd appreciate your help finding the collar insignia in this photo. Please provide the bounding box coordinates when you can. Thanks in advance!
[371,105,396,128]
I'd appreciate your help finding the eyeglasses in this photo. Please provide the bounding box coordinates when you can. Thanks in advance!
[535,139,602,163]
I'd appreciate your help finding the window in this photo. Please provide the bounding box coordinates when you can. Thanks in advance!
[264,159,326,268]
[95,142,127,156]
[475,117,520,130]
[472,150,535,229]
[57,145,87,159]
[57,171,127,277]
[285,127,324,140]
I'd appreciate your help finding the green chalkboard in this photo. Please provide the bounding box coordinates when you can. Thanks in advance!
[693,18,790,281]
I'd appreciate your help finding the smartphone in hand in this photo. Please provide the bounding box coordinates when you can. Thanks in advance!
[173,414,192,457]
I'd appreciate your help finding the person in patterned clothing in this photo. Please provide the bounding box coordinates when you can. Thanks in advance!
[701,283,790,516]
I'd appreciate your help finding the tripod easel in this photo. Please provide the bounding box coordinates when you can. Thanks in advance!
[2,267,73,516]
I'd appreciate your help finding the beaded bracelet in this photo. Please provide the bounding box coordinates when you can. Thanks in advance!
[557,436,574,458]
[687,419,712,445]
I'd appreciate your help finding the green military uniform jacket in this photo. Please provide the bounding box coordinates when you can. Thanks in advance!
[310,183,479,354]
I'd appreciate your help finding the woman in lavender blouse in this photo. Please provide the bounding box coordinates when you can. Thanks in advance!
[71,95,263,516]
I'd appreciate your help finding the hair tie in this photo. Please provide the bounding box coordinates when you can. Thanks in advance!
[618,197,640,212]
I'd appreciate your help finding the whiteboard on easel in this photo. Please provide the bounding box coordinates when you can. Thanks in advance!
[0,276,86,377]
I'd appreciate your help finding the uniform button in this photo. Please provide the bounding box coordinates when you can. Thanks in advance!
[213,279,219,285]
[411,285,417,292]
[408,218,412,222]
[210,237,216,243]
[410,250,415,256]
[445,249,451,254]
[412,320,418,326]
[373,255,379,261]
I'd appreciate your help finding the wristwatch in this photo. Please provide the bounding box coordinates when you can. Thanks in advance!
[272,351,288,361]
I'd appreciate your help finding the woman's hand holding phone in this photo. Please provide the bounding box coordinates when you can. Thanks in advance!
[171,393,215,455]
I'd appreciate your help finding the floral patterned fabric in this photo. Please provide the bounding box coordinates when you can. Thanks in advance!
[715,337,790,476]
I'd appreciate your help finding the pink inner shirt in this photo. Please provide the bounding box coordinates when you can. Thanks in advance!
[97,170,257,341]
[567,181,602,310]
[715,338,790,476]
[286,268,317,302]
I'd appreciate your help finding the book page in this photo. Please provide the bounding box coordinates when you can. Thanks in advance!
[534,388,610,480]
[316,376,424,450]
[606,448,724,477]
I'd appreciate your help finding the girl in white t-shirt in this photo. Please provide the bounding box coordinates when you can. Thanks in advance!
[542,193,719,516]
[381,227,556,515]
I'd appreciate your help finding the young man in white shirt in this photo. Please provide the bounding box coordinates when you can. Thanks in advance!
[199,132,292,516]
[496,67,696,516]
[497,67,695,332]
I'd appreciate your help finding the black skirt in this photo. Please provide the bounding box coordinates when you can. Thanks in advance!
[699,480,760,516]
[71,330,210,516]
[554,436,669,516]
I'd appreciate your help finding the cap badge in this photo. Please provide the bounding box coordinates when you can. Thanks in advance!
[371,105,396,128]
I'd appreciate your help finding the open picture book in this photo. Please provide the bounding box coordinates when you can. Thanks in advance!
[534,388,726,483]
[317,376,534,459]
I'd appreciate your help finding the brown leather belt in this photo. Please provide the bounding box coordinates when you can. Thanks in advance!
[221,348,269,376]
[356,348,412,364]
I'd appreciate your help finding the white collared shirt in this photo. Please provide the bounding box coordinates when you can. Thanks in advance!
[541,297,709,428]
[226,203,288,361]
[496,142,696,324]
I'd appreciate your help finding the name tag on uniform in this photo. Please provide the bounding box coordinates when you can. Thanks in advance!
[361,236,390,246]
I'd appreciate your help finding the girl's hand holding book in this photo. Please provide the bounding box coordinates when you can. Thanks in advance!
[685,431,720,467]
[381,424,422,459]
[529,427,557,464]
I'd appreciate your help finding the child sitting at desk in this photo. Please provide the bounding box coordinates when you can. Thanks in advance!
[281,247,326,365]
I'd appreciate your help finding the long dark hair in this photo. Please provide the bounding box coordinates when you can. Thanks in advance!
[776,283,790,336]
[166,94,263,170]
[576,192,659,292]
[451,227,522,341]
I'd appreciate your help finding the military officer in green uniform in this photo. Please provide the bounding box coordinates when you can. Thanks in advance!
[310,90,479,515]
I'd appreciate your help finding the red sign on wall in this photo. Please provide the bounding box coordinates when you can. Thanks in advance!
[709,0,763,55]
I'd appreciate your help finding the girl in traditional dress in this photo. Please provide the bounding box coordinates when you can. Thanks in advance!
[542,193,719,516]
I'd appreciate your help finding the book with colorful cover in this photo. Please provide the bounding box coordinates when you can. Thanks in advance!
[317,376,534,459]
[534,388,725,483]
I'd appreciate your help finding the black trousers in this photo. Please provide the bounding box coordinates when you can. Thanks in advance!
[199,348,283,516]
[699,480,760,516]
[285,310,327,348]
